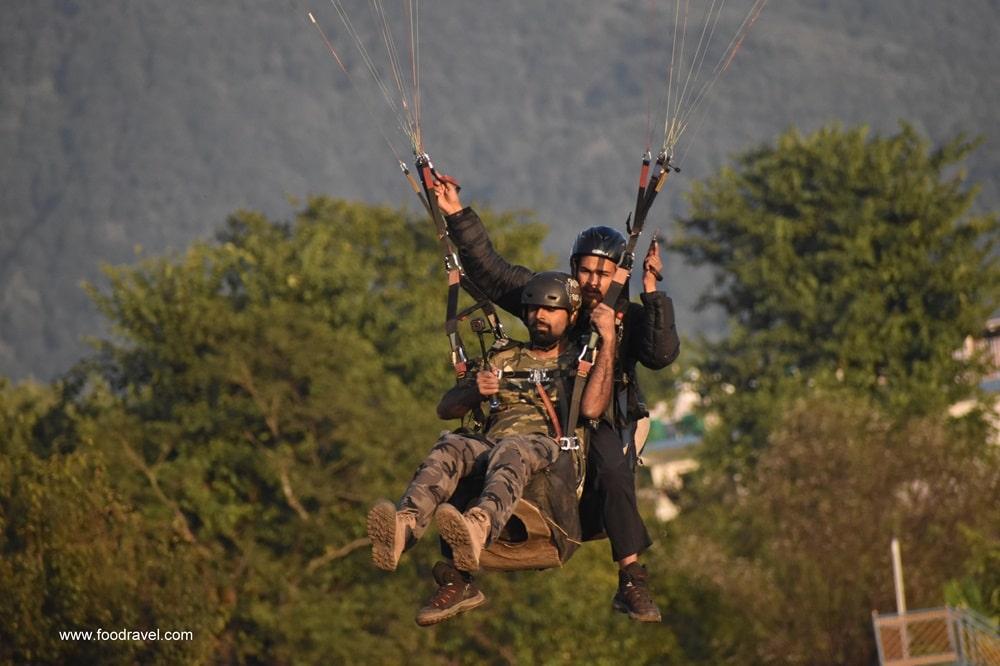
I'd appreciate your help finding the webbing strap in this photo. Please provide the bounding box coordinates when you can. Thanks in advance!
[417,157,507,340]
[502,368,575,382]
[603,154,673,313]
[534,382,563,441]
[409,154,508,378]
[444,267,466,375]
[636,153,672,230]
[560,336,597,448]
[633,151,652,229]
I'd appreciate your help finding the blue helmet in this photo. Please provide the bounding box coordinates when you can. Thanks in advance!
[569,225,626,270]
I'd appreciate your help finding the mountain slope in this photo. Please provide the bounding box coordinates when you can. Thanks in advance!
[1,0,997,379]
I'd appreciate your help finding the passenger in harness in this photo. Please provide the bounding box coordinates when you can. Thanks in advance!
[366,271,618,626]
[431,177,679,622]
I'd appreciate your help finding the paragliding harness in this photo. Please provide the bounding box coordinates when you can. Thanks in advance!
[400,152,593,570]
[300,0,766,568]
[398,149,675,568]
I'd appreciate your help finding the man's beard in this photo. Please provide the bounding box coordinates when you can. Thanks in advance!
[528,324,560,350]
[581,290,603,310]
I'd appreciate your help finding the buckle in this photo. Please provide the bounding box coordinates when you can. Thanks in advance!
[528,368,549,384]
[559,435,580,451]
[620,251,635,271]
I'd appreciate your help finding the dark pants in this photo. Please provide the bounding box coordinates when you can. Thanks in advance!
[579,420,652,562]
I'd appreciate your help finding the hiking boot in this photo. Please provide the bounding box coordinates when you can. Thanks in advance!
[435,504,490,572]
[612,562,662,622]
[415,561,487,626]
[366,499,416,571]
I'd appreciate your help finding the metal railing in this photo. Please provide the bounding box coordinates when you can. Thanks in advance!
[955,609,1000,666]
[873,607,1000,666]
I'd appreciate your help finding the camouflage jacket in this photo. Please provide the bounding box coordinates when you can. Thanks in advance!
[454,341,581,441]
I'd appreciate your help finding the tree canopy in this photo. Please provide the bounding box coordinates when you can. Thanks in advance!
[660,124,1000,664]
[673,123,1000,473]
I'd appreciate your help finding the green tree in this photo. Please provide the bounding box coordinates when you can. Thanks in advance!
[67,198,582,663]
[0,380,222,665]
[658,124,1000,664]
[673,124,1000,473]
[5,194,710,664]
[668,392,999,665]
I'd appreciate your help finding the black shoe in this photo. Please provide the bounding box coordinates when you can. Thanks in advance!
[415,561,487,627]
[612,562,662,623]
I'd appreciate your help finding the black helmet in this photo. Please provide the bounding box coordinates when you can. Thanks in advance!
[521,271,582,312]
[570,225,626,269]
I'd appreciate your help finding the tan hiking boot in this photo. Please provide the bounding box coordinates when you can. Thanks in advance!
[435,504,490,572]
[612,562,662,622]
[415,561,487,626]
[366,499,416,571]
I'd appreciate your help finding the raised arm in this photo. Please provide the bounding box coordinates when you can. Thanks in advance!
[623,239,680,369]
[433,179,533,316]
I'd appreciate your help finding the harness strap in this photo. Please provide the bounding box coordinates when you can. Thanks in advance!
[559,340,595,451]
[534,383,564,441]
[603,154,674,317]
[444,267,466,376]
[632,151,652,231]
[502,368,576,381]
[636,153,672,229]
[408,154,508,378]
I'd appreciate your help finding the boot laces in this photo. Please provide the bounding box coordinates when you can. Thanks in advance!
[622,579,655,608]
[428,582,466,609]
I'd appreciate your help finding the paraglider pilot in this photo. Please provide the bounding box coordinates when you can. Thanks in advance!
[431,177,680,623]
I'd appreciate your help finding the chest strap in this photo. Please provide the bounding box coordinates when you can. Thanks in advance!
[501,368,575,383]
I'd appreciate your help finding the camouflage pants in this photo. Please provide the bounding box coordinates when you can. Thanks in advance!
[398,432,560,545]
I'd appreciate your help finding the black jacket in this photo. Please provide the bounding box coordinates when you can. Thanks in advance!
[446,207,680,427]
